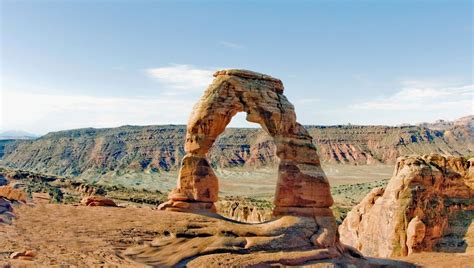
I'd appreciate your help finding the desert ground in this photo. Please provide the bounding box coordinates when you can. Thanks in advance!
[1,203,473,267]
[1,162,473,267]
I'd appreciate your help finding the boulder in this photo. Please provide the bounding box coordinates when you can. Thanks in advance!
[0,197,15,225]
[339,154,474,257]
[81,196,117,207]
[0,175,8,186]
[10,250,37,261]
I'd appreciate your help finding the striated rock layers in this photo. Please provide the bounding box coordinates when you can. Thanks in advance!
[2,119,473,178]
[339,154,474,257]
[158,69,333,218]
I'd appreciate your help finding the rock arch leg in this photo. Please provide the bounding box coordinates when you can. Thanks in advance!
[272,128,334,217]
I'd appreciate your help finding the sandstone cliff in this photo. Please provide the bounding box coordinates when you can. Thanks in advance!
[339,154,474,257]
[0,119,471,180]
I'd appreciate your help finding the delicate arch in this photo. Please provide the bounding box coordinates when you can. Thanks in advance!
[158,69,333,217]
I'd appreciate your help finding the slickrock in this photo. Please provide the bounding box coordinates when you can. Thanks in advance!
[159,69,333,218]
[81,196,117,207]
[122,213,372,267]
[339,154,474,257]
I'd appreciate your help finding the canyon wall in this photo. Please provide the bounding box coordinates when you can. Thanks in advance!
[0,117,472,179]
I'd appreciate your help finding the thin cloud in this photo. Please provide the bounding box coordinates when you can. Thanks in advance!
[294,98,321,104]
[399,77,466,89]
[351,84,473,111]
[218,41,244,49]
[0,90,196,134]
[146,64,214,91]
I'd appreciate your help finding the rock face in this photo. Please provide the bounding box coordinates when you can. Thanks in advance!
[339,154,474,257]
[158,69,333,218]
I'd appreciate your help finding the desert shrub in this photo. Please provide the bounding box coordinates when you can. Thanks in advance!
[50,188,64,203]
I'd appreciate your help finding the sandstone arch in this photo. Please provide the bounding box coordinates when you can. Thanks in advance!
[159,69,334,218]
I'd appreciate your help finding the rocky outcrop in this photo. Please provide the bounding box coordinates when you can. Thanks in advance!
[339,154,474,257]
[0,185,27,203]
[81,196,117,207]
[159,69,333,218]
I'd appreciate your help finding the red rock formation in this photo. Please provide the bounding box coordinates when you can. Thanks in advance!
[81,196,117,207]
[158,69,333,219]
[339,154,474,257]
[0,185,27,203]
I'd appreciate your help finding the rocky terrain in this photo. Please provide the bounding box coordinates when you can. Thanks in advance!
[1,203,420,267]
[0,116,471,184]
[0,69,471,266]
[339,154,474,258]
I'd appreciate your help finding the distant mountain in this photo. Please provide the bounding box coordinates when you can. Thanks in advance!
[0,130,39,140]
[417,115,474,131]
[0,116,472,182]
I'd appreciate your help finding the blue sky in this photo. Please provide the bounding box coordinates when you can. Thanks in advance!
[1,0,472,134]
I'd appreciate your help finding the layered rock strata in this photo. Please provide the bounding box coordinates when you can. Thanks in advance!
[158,69,333,218]
[339,154,474,257]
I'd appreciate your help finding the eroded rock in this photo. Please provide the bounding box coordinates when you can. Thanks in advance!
[339,154,474,257]
[122,213,364,267]
[158,69,333,217]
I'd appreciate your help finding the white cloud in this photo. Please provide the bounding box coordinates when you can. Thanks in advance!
[218,41,244,49]
[399,78,464,89]
[351,84,473,111]
[0,89,196,135]
[146,64,214,91]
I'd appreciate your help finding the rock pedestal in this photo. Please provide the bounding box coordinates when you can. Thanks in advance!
[158,69,334,218]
